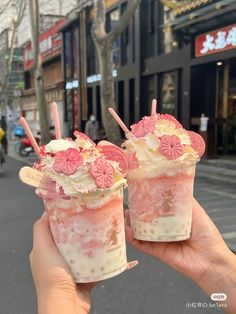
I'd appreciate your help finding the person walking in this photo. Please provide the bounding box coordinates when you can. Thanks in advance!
[85,115,100,143]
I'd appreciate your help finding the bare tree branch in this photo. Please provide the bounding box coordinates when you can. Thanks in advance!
[108,0,140,43]
[0,0,26,93]
[91,0,141,142]
[92,0,107,41]
[0,0,12,16]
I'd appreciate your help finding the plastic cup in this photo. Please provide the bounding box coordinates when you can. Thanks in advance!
[127,161,195,242]
[37,186,127,283]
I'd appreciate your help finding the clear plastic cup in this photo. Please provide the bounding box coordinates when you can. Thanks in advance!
[37,186,127,282]
[127,161,195,242]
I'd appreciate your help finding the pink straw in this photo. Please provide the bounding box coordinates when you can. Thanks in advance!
[108,108,130,134]
[51,102,61,139]
[20,117,41,157]
[151,99,157,116]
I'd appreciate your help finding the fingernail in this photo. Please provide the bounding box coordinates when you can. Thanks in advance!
[126,260,138,270]
[41,211,48,220]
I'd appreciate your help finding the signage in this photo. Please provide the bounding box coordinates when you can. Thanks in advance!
[195,24,236,57]
[23,18,65,70]
[65,70,118,90]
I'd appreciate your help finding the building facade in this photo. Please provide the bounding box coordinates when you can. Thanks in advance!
[60,0,236,157]
[21,18,66,135]
[17,0,79,47]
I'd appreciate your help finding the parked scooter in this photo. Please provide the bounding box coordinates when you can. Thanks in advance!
[19,127,55,156]
[19,135,40,156]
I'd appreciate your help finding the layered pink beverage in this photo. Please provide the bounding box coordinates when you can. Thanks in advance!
[35,132,128,282]
[123,113,205,241]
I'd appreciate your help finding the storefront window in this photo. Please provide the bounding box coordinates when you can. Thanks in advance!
[65,31,73,80]
[160,72,176,115]
[73,28,79,80]
[107,9,120,68]
[121,2,130,65]
[87,23,96,75]
[217,59,236,154]
[159,5,178,54]
[111,9,120,67]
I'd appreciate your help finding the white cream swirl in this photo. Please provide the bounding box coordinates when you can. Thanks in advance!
[36,138,126,197]
[124,116,199,178]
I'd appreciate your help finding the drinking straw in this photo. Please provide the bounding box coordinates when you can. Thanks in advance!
[51,102,61,139]
[19,117,41,157]
[151,99,157,116]
[108,108,130,134]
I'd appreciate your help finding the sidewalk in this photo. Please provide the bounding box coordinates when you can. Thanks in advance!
[197,158,236,184]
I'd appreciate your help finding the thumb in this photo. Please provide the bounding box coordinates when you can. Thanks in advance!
[32,212,55,251]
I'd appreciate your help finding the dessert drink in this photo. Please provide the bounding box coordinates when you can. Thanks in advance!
[19,103,130,283]
[35,134,128,282]
[122,110,205,242]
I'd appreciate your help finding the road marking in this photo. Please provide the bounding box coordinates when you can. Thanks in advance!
[213,215,236,222]
[206,206,235,214]
[220,224,236,231]
[222,231,236,240]
[196,194,222,202]
[200,188,236,200]
[196,173,236,184]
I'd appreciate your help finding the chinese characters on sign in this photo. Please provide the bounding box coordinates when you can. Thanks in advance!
[195,24,236,57]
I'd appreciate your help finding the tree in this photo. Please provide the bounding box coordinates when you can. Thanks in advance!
[91,0,141,143]
[0,0,26,110]
[28,0,51,144]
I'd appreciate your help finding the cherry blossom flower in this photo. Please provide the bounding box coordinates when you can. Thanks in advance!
[89,158,114,188]
[159,135,183,160]
[131,117,155,138]
[53,148,83,175]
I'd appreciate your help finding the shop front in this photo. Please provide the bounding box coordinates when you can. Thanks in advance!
[190,23,236,157]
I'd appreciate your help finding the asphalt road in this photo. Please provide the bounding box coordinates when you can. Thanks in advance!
[0,157,231,314]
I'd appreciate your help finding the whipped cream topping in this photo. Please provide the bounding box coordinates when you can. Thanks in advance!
[123,114,204,178]
[35,135,127,197]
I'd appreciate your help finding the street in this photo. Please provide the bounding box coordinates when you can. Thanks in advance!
[0,157,234,314]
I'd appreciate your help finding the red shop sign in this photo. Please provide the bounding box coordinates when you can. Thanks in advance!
[195,23,236,57]
[23,18,65,70]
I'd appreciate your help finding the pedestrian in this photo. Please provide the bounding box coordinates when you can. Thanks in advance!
[30,199,236,313]
[85,114,100,143]
[0,116,8,154]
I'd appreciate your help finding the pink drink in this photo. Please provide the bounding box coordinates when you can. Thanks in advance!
[30,132,129,282]
[39,187,127,283]
[123,111,205,242]
[128,165,195,241]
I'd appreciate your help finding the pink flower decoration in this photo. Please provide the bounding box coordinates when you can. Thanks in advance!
[159,114,183,128]
[53,148,83,175]
[131,117,155,138]
[159,135,183,160]
[187,131,205,158]
[89,158,114,188]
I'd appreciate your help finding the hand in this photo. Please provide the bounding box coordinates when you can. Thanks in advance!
[125,198,236,313]
[30,213,92,314]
